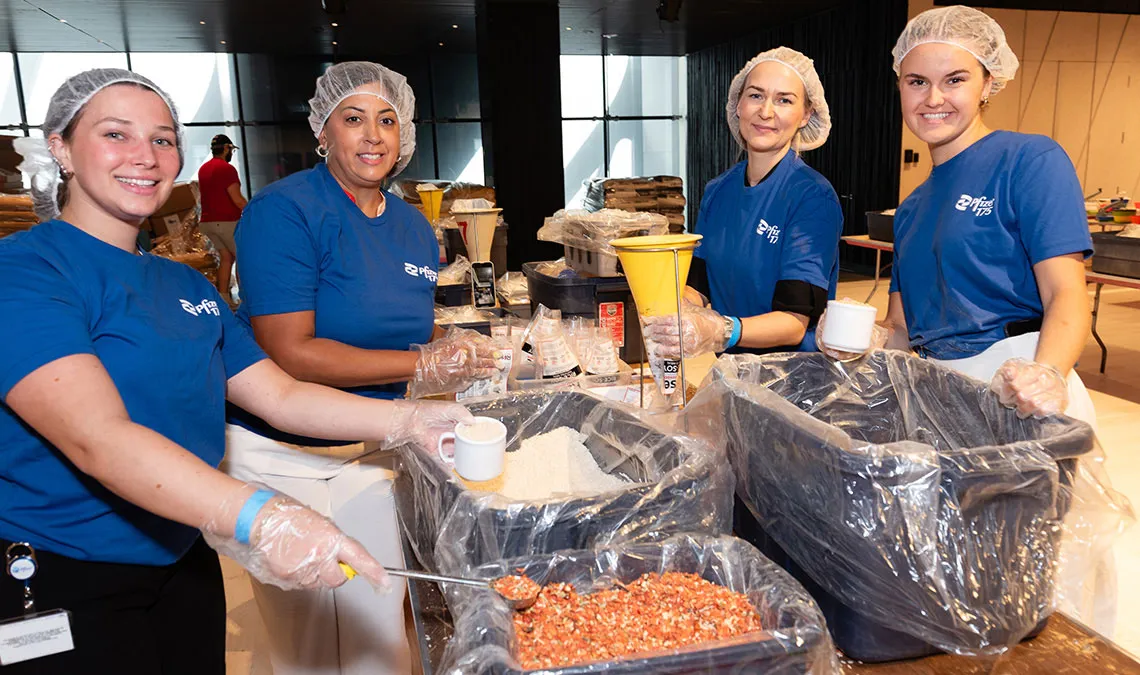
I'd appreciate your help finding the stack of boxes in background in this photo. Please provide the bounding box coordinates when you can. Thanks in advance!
[0,193,36,239]
[584,176,686,233]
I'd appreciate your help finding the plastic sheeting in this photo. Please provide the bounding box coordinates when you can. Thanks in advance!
[679,351,1132,658]
[394,390,733,576]
[438,534,839,675]
[537,209,668,255]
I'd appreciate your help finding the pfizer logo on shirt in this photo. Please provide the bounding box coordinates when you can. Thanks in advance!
[955,194,996,217]
[755,219,781,244]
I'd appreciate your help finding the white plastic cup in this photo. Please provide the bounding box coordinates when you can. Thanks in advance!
[437,416,507,481]
[820,300,879,353]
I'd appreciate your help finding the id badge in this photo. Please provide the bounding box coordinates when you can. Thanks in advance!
[0,608,75,665]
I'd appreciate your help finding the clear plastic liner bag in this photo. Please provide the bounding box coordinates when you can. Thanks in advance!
[439,255,472,286]
[537,208,669,255]
[678,351,1134,658]
[496,271,529,305]
[392,390,734,576]
[438,534,840,675]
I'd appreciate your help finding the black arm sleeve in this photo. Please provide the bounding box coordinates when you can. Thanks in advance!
[688,257,710,300]
[772,279,828,328]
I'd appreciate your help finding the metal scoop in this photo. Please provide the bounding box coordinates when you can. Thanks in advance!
[339,562,538,610]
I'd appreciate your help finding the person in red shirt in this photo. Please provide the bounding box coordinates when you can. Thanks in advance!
[198,134,247,304]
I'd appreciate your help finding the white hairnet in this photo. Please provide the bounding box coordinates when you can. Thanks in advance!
[892,5,1020,95]
[726,47,831,152]
[14,68,183,222]
[308,61,417,177]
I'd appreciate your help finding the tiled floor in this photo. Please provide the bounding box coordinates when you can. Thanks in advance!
[223,275,1140,672]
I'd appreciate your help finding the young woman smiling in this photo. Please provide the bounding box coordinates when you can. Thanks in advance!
[643,47,843,360]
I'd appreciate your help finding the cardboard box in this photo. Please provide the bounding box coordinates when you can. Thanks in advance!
[146,182,198,237]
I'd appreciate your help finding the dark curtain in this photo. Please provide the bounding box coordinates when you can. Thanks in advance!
[687,1,908,274]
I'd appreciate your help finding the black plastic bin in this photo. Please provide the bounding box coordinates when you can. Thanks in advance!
[435,282,473,307]
[683,351,1096,661]
[865,210,894,243]
[1092,232,1140,278]
[439,534,838,675]
[522,261,644,363]
[394,390,732,575]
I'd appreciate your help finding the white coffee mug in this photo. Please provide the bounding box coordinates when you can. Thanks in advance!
[437,416,507,482]
[821,299,879,353]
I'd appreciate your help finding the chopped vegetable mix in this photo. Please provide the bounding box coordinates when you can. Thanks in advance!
[502,571,764,670]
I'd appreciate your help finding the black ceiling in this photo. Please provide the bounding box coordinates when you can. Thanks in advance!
[0,0,846,56]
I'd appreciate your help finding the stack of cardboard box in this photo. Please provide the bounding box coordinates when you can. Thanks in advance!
[584,176,686,233]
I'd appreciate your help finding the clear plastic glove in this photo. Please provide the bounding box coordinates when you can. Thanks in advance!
[383,399,476,451]
[816,308,890,361]
[412,327,502,397]
[989,358,1069,419]
[641,302,729,359]
[204,487,389,592]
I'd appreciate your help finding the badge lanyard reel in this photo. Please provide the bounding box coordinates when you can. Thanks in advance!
[0,543,75,665]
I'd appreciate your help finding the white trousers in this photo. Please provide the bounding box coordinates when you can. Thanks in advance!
[222,424,411,675]
[931,333,1117,637]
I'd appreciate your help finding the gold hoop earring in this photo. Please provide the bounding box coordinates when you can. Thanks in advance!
[316,145,329,158]
[981,97,990,108]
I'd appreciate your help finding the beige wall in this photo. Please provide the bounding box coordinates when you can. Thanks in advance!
[899,1,1140,203]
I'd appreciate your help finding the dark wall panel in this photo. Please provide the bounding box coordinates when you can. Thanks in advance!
[686,1,908,274]
[477,0,564,269]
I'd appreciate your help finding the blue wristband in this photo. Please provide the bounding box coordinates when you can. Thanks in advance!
[726,316,743,349]
[234,489,275,545]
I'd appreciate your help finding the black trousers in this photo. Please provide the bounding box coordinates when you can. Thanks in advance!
[0,536,226,674]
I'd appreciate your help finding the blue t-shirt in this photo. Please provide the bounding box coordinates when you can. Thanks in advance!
[694,154,843,352]
[230,163,438,443]
[890,132,1092,360]
[0,220,266,565]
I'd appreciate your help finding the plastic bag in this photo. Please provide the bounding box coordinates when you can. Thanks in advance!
[438,533,839,675]
[496,271,529,305]
[679,351,1133,659]
[537,208,669,255]
[534,258,575,278]
[393,390,733,575]
[520,305,583,379]
[434,305,498,326]
[438,255,472,286]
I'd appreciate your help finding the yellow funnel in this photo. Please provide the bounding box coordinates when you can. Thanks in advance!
[610,234,702,317]
[416,184,443,223]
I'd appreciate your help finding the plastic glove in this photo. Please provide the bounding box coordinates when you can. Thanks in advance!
[641,302,729,360]
[412,327,502,397]
[815,308,890,361]
[989,358,1069,419]
[204,487,389,592]
[382,399,476,451]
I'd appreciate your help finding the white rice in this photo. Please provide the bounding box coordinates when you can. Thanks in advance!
[474,426,631,500]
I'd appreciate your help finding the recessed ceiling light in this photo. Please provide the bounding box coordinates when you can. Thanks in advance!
[199,20,206,25]
[331,22,338,27]
[438,42,444,46]
[452,24,458,29]
[332,41,337,45]
[565,26,572,31]
[220,40,226,44]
